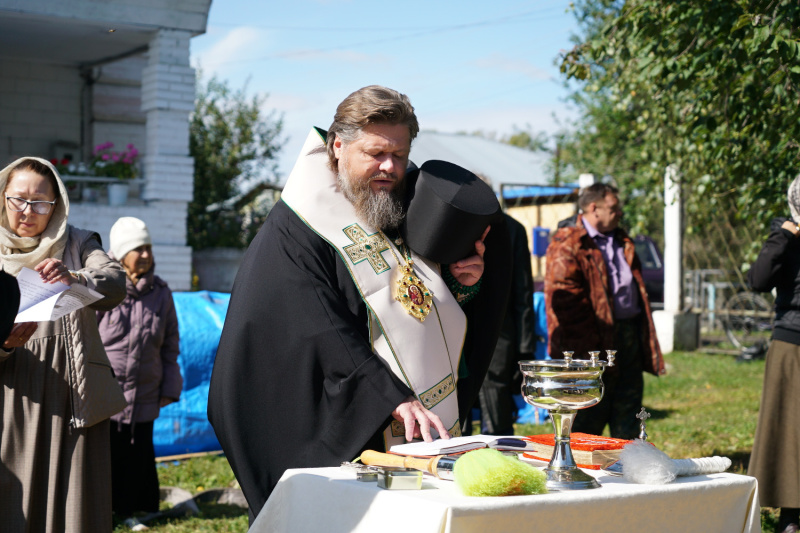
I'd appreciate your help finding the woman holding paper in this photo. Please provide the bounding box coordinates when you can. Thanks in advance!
[0,157,126,532]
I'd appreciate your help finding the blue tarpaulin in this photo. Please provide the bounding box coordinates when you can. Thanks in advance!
[513,291,550,425]
[153,291,230,457]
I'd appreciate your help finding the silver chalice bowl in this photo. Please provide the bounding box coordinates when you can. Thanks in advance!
[519,350,615,491]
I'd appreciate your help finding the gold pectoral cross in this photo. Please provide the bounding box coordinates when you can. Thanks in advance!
[342,224,391,274]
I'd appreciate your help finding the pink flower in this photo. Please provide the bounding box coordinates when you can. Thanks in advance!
[102,154,111,161]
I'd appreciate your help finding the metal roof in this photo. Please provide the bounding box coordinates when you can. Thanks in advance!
[408,131,554,192]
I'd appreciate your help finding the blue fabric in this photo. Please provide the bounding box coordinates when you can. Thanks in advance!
[153,291,230,457]
[514,292,550,425]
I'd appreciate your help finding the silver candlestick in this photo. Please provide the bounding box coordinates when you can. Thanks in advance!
[519,349,615,491]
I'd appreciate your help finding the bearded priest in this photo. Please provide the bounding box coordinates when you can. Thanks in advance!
[207,85,511,522]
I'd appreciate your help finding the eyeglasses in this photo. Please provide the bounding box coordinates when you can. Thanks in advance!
[5,195,57,215]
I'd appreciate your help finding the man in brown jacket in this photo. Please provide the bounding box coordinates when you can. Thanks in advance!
[544,183,665,439]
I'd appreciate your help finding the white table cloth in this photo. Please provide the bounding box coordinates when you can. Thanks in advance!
[251,463,760,533]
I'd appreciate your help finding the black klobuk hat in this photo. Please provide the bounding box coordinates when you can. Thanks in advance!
[401,160,500,264]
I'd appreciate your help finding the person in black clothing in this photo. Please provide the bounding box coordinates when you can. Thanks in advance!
[476,213,535,435]
[747,175,800,533]
[0,271,20,345]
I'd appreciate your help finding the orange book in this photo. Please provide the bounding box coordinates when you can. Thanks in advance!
[521,433,631,470]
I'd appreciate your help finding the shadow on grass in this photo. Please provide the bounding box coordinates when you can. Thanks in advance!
[114,503,248,532]
[716,449,751,474]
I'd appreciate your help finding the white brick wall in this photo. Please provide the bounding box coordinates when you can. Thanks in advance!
[69,200,192,290]
[142,110,190,154]
[0,58,82,164]
[140,29,195,213]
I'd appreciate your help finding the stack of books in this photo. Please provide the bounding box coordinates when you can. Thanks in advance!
[522,433,631,469]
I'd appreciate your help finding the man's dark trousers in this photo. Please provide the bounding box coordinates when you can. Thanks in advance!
[571,315,644,439]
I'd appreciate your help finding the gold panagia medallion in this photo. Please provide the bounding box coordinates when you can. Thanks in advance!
[394,262,434,322]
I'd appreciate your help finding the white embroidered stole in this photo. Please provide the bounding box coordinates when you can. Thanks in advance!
[282,129,466,448]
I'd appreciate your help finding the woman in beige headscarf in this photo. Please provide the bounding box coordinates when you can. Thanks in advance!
[0,157,127,532]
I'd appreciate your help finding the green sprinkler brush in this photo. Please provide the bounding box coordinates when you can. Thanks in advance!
[454,448,548,497]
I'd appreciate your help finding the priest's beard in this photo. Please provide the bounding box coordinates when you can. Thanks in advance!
[337,168,406,232]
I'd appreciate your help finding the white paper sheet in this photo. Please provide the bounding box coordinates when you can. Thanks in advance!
[14,267,102,322]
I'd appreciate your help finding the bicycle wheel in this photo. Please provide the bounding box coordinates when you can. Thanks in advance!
[723,292,774,349]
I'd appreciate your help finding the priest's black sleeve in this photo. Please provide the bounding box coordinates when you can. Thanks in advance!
[207,200,413,521]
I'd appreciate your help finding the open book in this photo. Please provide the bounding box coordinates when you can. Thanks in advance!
[389,434,533,456]
[14,267,103,323]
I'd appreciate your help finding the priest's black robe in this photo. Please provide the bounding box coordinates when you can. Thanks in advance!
[207,199,511,521]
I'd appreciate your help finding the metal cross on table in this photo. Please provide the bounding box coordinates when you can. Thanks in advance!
[342,224,391,274]
[636,407,651,441]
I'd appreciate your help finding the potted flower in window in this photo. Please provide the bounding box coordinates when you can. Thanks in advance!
[49,158,82,201]
[91,142,140,206]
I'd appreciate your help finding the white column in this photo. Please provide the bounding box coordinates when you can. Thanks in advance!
[663,164,682,313]
[139,28,194,290]
[653,165,699,353]
[578,173,596,189]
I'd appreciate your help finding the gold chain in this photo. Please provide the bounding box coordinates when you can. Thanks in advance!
[378,231,410,268]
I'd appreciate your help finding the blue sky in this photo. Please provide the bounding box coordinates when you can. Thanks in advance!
[190,0,581,181]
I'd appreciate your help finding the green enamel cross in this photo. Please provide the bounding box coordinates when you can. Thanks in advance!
[342,224,391,274]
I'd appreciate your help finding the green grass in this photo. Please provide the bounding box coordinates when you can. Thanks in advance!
[115,350,776,532]
[113,505,249,533]
[112,454,248,533]
[156,453,239,494]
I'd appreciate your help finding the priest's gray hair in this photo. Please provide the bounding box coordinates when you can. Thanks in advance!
[326,85,419,172]
[789,174,800,225]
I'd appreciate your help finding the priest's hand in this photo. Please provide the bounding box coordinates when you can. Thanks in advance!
[448,226,490,287]
[392,395,451,442]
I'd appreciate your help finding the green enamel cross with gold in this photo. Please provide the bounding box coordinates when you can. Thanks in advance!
[342,224,391,274]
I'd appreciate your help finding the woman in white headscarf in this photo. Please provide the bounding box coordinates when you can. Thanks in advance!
[0,157,127,533]
[748,175,800,533]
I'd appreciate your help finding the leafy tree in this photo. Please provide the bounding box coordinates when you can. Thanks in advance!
[557,0,800,250]
[503,126,551,153]
[188,75,285,250]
